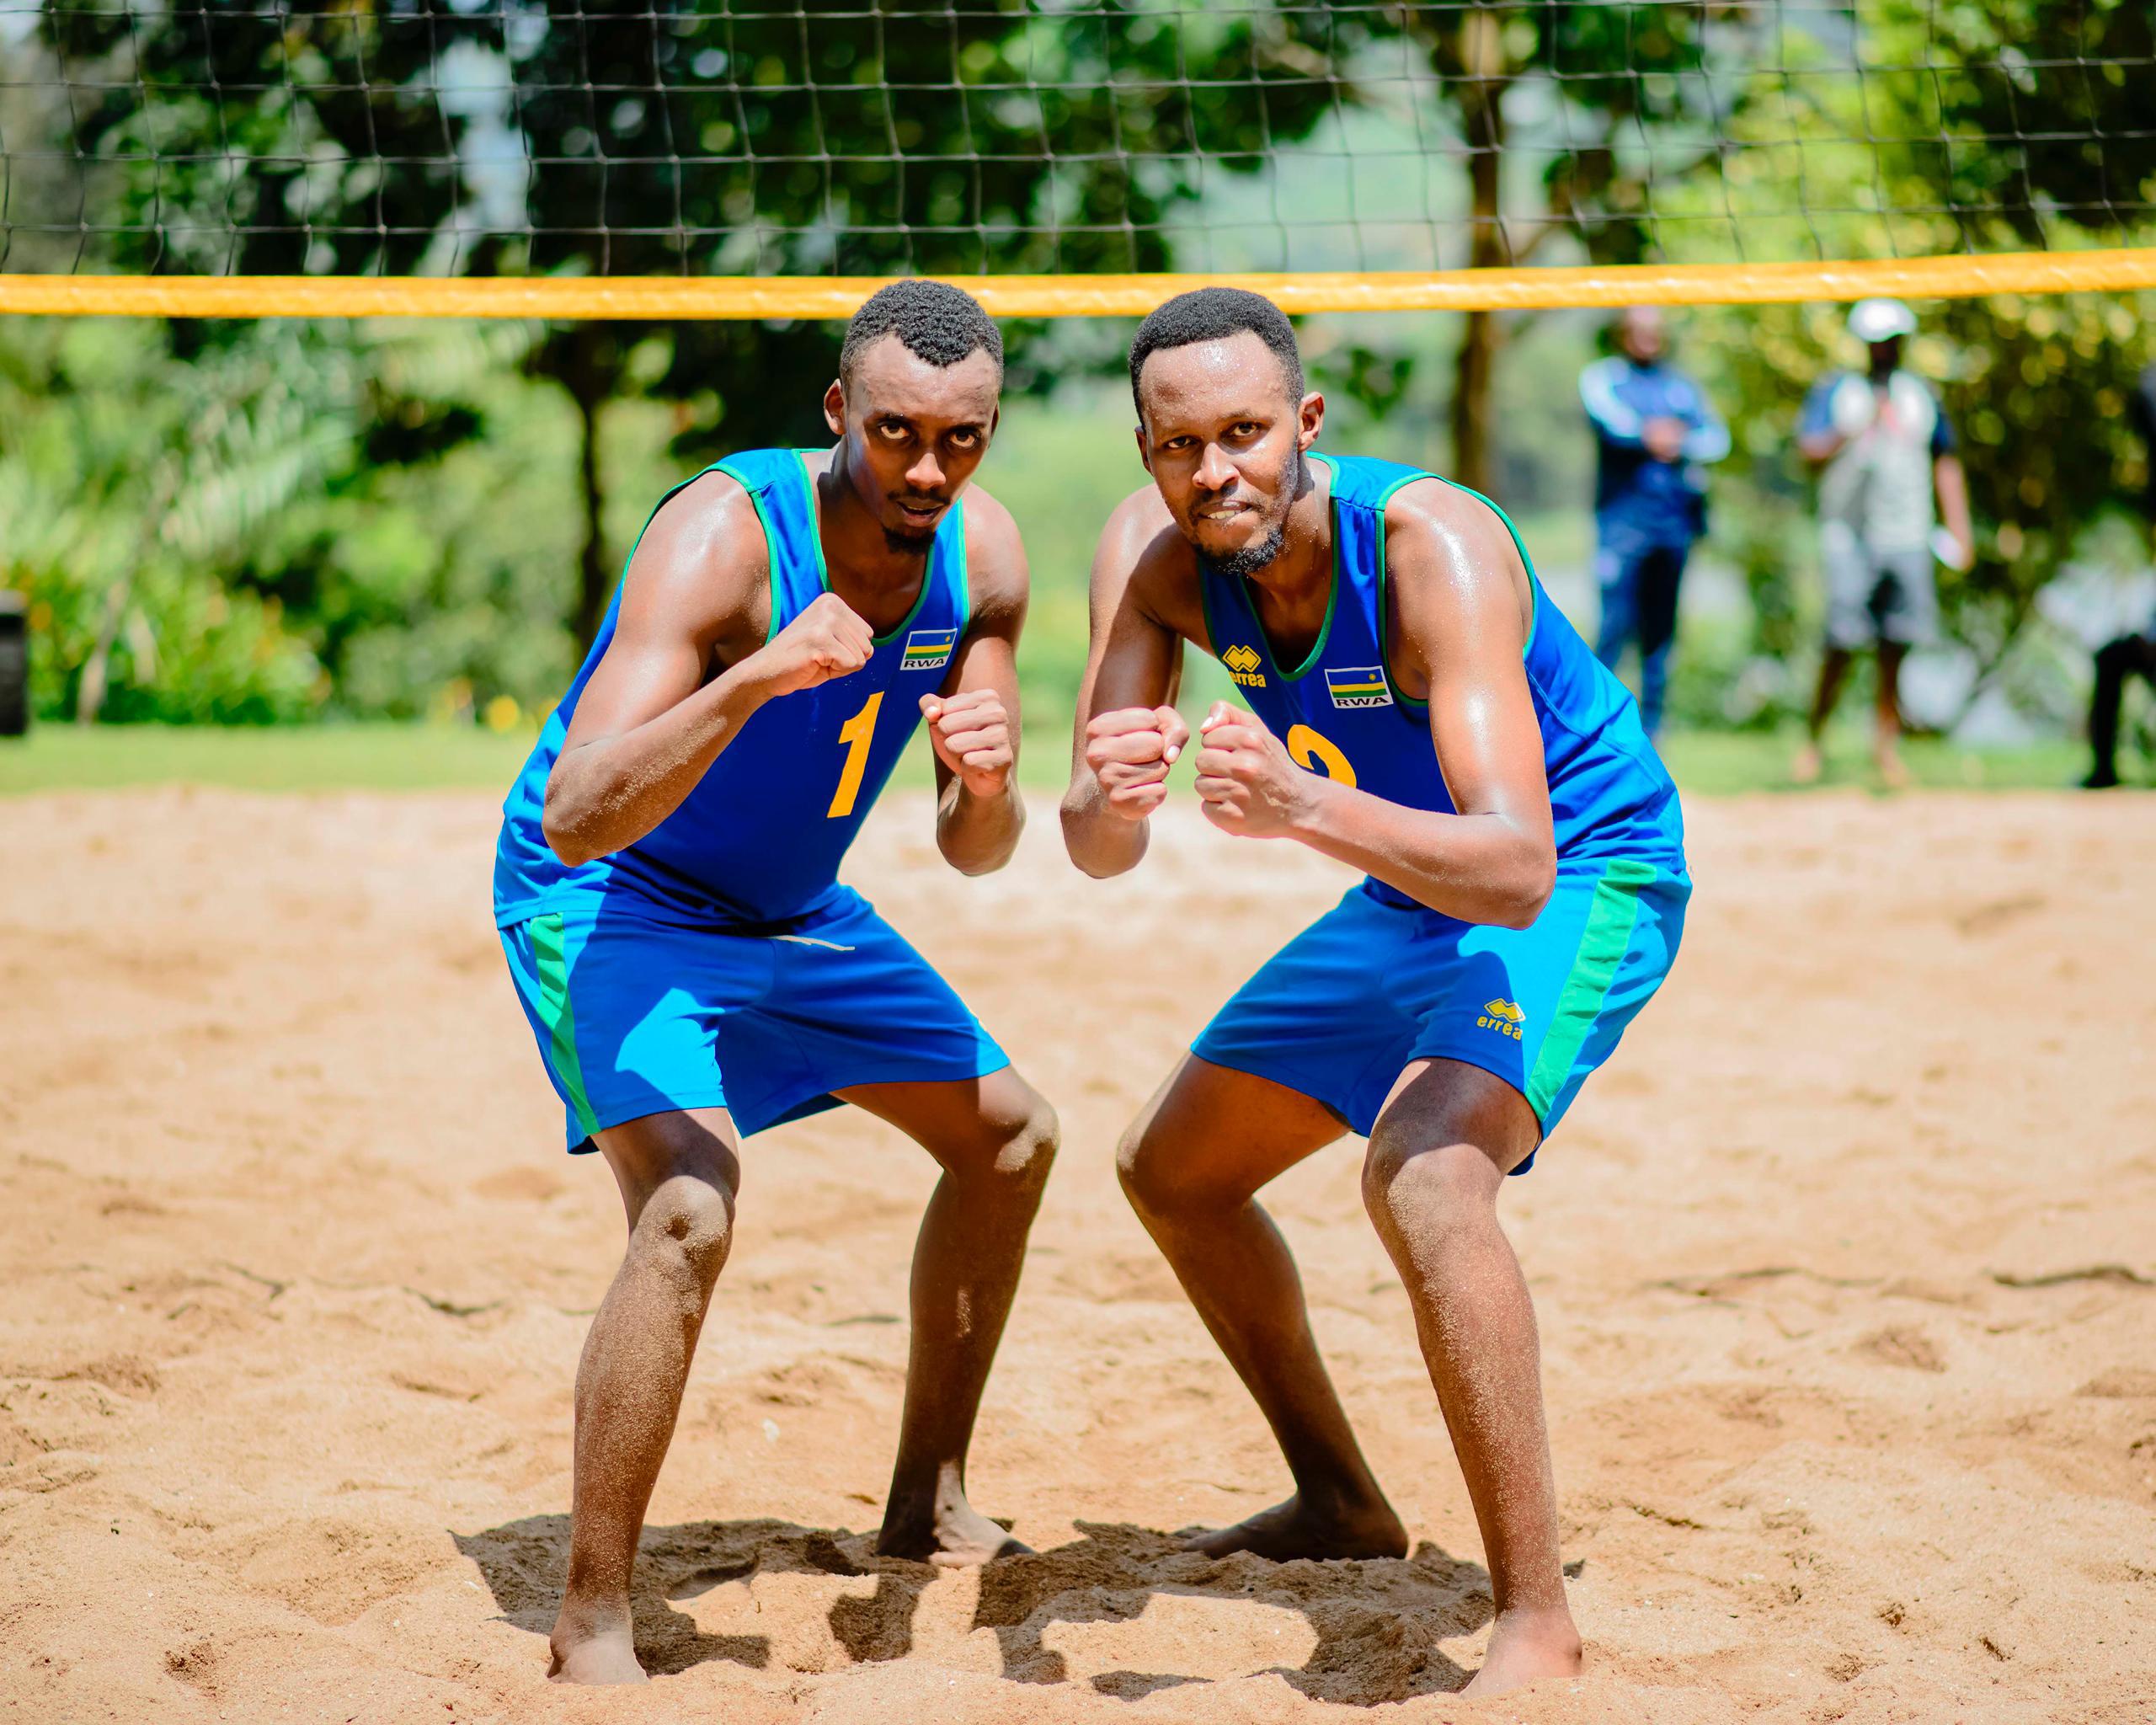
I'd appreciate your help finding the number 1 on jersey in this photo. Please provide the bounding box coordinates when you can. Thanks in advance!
[827,691,883,819]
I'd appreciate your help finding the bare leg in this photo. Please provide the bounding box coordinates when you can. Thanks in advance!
[1874,640,1910,787]
[1118,1056,1406,1561]
[1362,1060,1579,1699]
[1795,645,1852,784]
[841,1069,1058,1565]
[551,1109,740,1685]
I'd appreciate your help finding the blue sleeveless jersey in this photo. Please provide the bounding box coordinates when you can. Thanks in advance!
[1198,453,1684,893]
[493,447,970,930]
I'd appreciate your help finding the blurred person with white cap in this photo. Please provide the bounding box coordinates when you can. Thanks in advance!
[1791,296,1974,787]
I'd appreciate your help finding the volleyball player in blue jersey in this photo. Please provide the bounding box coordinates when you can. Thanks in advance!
[494,281,1054,1684]
[1065,289,1690,1698]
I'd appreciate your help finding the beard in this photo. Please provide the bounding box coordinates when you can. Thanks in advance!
[1199,521,1289,581]
[882,521,937,556]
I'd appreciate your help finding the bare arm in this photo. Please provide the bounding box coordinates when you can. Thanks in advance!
[1060,488,1190,879]
[541,474,873,867]
[1934,451,1974,564]
[1192,487,1557,927]
[920,491,1027,875]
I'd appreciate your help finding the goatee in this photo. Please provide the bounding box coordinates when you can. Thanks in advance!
[882,526,936,556]
[1201,521,1289,581]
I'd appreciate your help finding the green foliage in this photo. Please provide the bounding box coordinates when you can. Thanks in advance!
[0,316,578,724]
[8,1,2154,739]
[1651,0,2156,729]
[0,319,333,722]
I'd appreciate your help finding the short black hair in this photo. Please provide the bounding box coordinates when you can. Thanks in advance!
[1128,286,1305,416]
[841,278,1003,386]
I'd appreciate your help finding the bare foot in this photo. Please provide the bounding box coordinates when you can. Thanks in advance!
[1790,742,1823,786]
[877,1497,1031,1567]
[547,1605,646,1685]
[1874,744,1910,789]
[1460,1605,1583,1698]
[1184,1492,1408,1562]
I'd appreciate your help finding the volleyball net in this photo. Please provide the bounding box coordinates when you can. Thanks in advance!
[2,0,2152,318]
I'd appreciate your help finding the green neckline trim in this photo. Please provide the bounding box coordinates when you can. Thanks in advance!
[1376,468,1540,715]
[1227,451,1338,684]
[795,446,945,647]
[715,457,784,649]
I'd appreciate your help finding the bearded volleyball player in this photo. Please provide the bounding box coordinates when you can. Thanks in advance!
[1064,287,1690,1697]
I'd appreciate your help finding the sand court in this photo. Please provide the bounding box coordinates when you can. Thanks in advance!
[2,785,2152,1722]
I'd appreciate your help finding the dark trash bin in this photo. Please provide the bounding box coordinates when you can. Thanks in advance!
[0,592,28,738]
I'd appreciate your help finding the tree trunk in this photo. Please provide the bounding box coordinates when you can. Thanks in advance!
[558,326,617,653]
[1449,76,1508,495]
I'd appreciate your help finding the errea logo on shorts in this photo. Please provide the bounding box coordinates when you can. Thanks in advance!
[1325,665,1392,709]
[1477,998,1525,1041]
[1222,644,1267,687]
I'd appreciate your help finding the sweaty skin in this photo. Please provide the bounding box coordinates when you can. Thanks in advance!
[536,334,1051,1686]
[1063,329,1582,1700]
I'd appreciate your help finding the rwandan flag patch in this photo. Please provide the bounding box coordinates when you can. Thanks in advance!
[1325,665,1391,709]
[902,628,957,671]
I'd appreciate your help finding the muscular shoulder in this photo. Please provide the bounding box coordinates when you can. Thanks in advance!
[960,483,1029,625]
[1381,478,1531,655]
[1096,483,1194,616]
[1384,478,1525,596]
[619,467,771,643]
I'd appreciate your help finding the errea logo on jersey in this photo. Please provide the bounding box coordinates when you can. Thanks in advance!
[1326,665,1391,709]
[902,628,956,671]
[1477,998,1526,1041]
[1223,644,1267,687]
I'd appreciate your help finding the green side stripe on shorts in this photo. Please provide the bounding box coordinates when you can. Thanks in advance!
[531,912,600,1140]
[1525,859,1658,1120]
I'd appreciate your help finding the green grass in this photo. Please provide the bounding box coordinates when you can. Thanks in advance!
[1655,729,2097,794]
[0,718,2110,798]
[0,722,536,793]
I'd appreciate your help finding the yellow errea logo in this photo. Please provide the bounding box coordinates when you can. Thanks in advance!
[1477,998,1525,1040]
[1223,644,1267,687]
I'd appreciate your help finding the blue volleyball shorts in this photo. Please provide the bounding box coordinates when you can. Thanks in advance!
[1191,859,1689,1174]
[499,887,1009,1153]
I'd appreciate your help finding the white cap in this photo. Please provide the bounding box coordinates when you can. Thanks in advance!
[1847,297,1917,344]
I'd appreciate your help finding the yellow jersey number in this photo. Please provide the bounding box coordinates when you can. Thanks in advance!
[1285,722,1357,788]
[827,690,883,819]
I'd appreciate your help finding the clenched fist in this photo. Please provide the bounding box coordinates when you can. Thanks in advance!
[750,592,874,697]
[1193,702,1317,838]
[921,687,1015,798]
[1083,704,1190,820]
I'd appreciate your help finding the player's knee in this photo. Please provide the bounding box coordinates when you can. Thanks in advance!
[945,1087,1058,1199]
[992,1094,1059,1194]
[634,1172,735,1291]
[1361,1130,1494,1242]
[1114,1119,1183,1217]
[1116,1120,1225,1220]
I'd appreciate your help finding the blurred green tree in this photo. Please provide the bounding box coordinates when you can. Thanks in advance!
[1271,2,1755,494]
[39,0,1359,648]
[1666,0,2156,728]
[0,317,544,722]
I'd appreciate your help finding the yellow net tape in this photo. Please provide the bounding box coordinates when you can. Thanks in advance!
[2,248,2150,320]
